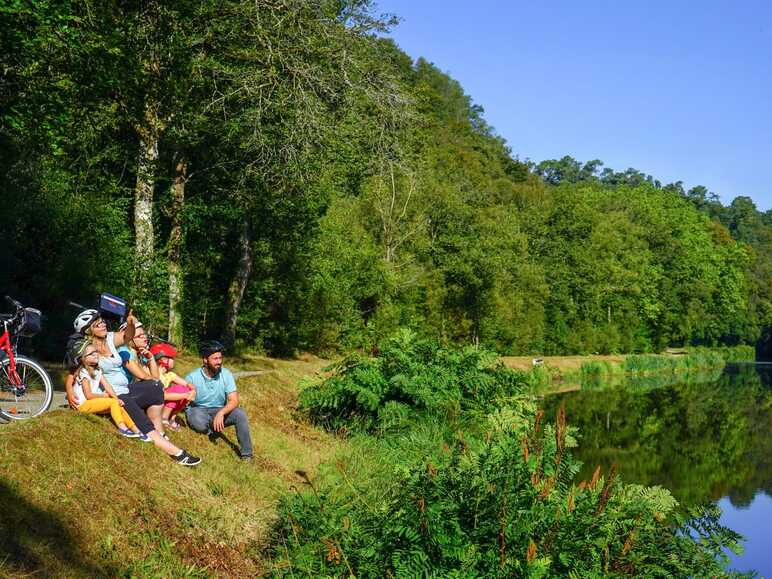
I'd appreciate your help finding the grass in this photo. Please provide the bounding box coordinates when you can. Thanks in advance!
[0,354,336,577]
[505,346,750,394]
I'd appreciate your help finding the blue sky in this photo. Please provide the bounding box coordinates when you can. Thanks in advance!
[377,0,772,210]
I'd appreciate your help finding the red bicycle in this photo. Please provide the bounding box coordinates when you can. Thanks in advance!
[0,296,53,420]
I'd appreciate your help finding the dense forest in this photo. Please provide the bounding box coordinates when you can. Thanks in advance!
[2,0,771,359]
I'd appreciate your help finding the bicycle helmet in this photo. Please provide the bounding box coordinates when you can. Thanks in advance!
[73,309,100,333]
[150,342,178,361]
[198,339,225,358]
[64,335,89,369]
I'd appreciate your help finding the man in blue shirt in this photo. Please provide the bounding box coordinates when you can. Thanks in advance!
[185,340,254,460]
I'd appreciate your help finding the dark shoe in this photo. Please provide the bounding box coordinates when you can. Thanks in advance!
[172,450,202,467]
[240,455,253,462]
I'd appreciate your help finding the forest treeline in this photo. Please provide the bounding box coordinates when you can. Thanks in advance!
[2,0,771,359]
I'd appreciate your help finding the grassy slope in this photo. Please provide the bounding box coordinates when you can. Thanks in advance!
[0,354,334,578]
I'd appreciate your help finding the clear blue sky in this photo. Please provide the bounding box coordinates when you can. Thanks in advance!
[377,0,772,210]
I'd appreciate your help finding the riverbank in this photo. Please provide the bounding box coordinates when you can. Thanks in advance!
[503,345,755,393]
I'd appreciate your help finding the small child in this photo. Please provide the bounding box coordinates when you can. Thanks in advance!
[71,341,143,438]
[149,343,196,431]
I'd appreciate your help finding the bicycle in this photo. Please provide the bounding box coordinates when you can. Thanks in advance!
[0,296,54,420]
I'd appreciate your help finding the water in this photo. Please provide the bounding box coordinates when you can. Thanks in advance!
[541,363,772,576]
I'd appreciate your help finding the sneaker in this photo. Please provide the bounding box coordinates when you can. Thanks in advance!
[119,427,140,438]
[138,433,152,443]
[168,419,181,432]
[240,455,253,462]
[172,450,202,467]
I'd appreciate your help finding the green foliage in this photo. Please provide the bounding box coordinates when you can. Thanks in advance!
[2,1,770,359]
[276,338,748,576]
[298,330,529,433]
[624,350,725,375]
[272,407,744,577]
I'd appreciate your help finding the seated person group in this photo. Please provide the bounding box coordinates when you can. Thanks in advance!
[65,309,254,467]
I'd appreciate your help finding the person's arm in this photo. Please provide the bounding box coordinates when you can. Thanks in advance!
[99,375,123,404]
[65,372,78,409]
[170,375,197,400]
[142,349,160,379]
[82,375,102,400]
[124,358,152,381]
[113,310,136,347]
[213,391,239,432]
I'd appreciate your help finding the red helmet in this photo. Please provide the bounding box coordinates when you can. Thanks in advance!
[150,342,178,361]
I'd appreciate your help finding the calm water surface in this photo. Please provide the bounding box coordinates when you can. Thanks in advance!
[542,363,772,576]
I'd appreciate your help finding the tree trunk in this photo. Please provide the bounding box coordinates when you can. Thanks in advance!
[133,105,162,307]
[225,217,253,347]
[168,156,187,345]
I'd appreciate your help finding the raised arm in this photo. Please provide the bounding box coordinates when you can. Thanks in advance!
[112,310,136,347]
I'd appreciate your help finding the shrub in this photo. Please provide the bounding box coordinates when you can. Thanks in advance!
[270,408,744,577]
[298,329,529,433]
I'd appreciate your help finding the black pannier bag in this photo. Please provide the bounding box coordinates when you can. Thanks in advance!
[17,308,42,337]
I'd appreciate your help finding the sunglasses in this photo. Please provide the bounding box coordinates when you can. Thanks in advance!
[84,350,99,357]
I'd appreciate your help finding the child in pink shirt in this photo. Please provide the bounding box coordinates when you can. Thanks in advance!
[149,343,196,431]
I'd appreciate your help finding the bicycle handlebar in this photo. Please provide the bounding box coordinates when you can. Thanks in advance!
[4,296,22,310]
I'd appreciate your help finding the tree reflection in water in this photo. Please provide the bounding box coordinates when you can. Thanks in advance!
[541,364,772,509]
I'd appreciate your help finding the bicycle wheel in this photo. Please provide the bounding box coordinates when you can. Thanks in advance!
[0,355,54,420]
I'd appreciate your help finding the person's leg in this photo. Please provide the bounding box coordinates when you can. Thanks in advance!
[127,380,165,432]
[118,394,155,434]
[224,407,254,458]
[119,408,137,431]
[186,406,213,433]
[77,398,124,428]
[147,404,164,433]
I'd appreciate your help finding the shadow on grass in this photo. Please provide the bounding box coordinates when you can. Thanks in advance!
[0,478,115,577]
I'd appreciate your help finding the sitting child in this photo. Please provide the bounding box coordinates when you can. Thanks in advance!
[69,340,143,439]
[149,343,196,432]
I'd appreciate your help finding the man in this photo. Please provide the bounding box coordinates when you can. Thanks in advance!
[185,340,254,461]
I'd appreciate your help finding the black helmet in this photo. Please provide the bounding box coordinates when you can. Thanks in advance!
[64,335,89,369]
[198,339,225,358]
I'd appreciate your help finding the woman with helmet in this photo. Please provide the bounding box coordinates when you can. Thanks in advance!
[149,342,196,432]
[70,309,202,466]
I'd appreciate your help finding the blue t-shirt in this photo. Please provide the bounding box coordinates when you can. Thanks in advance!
[117,346,136,383]
[185,367,237,408]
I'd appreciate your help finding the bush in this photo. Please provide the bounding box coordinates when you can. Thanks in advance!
[298,329,529,433]
[270,407,745,577]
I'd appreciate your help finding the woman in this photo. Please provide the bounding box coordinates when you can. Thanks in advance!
[73,309,201,466]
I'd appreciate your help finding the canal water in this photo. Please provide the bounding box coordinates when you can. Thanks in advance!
[541,363,772,576]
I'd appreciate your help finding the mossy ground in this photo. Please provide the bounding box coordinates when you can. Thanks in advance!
[0,354,335,577]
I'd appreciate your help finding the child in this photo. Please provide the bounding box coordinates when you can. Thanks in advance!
[149,343,196,432]
[71,340,144,439]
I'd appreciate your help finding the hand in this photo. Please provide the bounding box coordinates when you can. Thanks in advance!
[186,391,196,401]
[117,398,125,407]
[67,393,78,410]
[213,411,225,433]
[126,309,136,324]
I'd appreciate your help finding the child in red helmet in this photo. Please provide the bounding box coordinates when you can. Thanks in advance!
[149,343,196,432]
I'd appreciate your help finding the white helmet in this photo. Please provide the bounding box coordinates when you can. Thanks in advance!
[74,309,100,333]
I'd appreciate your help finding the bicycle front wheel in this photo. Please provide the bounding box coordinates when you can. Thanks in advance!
[0,355,54,420]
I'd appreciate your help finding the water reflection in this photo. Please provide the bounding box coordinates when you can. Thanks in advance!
[541,364,772,509]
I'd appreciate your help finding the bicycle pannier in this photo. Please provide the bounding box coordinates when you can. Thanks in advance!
[18,307,42,337]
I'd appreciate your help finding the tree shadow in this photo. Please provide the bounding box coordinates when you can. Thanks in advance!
[0,478,116,577]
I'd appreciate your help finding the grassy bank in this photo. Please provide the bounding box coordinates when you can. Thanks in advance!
[0,355,334,577]
[503,345,755,392]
